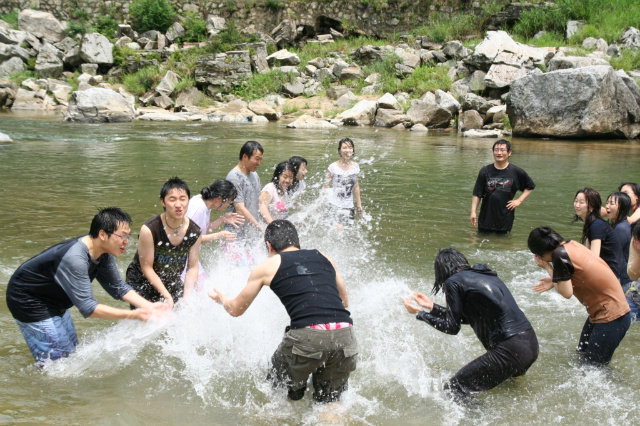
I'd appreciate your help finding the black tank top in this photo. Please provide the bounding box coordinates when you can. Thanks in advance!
[270,249,352,329]
[126,215,200,303]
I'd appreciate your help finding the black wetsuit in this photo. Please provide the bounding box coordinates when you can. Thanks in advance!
[416,264,538,398]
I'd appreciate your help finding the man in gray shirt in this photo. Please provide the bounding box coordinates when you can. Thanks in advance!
[225,141,264,242]
[6,208,163,364]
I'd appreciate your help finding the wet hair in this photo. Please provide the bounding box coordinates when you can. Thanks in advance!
[271,161,294,193]
[619,182,640,209]
[606,192,632,227]
[160,176,190,200]
[89,207,132,238]
[528,226,565,257]
[288,155,308,194]
[239,140,264,161]
[201,179,237,202]
[264,219,301,252]
[632,220,640,241]
[492,139,512,152]
[432,248,470,295]
[574,187,601,244]
[338,137,355,154]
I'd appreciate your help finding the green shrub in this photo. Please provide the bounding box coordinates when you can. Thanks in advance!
[66,20,87,38]
[122,66,163,96]
[129,0,175,33]
[264,0,285,10]
[610,48,640,72]
[181,11,208,42]
[0,9,19,29]
[230,69,293,100]
[174,77,196,93]
[398,65,451,94]
[92,15,119,39]
[413,13,481,43]
[112,45,138,67]
[9,70,37,86]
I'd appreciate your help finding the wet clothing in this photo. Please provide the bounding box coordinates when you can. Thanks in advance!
[327,162,360,209]
[270,249,352,329]
[6,237,133,362]
[551,240,630,364]
[472,163,535,233]
[225,168,261,241]
[126,215,201,304]
[416,264,537,397]
[552,240,630,323]
[612,220,632,264]
[7,237,132,323]
[267,249,357,402]
[586,218,631,287]
[261,182,289,221]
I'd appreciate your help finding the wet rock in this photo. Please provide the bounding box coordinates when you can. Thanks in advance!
[286,114,338,129]
[374,108,410,127]
[65,87,135,122]
[508,65,640,138]
[410,123,428,132]
[377,92,401,110]
[336,100,378,126]
[248,99,278,121]
[462,129,502,138]
[406,99,452,128]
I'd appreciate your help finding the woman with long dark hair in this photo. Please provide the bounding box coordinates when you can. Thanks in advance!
[259,161,294,224]
[403,248,538,400]
[574,188,632,291]
[606,192,632,266]
[528,226,631,365]
[619,182,640,224]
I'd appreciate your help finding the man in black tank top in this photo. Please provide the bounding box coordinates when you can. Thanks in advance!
[209,220,358,403]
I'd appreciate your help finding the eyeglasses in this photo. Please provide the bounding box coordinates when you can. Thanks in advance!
[111,233,131,242]
[493,148,509,153]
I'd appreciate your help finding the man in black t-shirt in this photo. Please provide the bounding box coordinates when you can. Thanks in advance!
[470,139,535,234]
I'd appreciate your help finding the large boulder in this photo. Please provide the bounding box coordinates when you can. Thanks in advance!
[336,100,378,126]
[374,108,410,127]
[406,99,452,128]
[11,88,54,111]
[266,49,300,67]
[48,79,73,105]
[65,88,135,123]
[286,114,338,129]
[207,16,226,37]
[236,42,269,73]
[0,56,26,79]
[508,65,640,138]
[79,33,114,65]
[166,22,185,44]
[35,48,63,78]
[155,70,180,97]
[547,54,610,72]
[271,20,297,48]
[619,27,640,49]
[248,99,278,121]
[18,9,66,43]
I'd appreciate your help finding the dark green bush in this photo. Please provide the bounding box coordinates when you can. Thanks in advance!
[66,20,86,38]
[181,12,208,42]
[129,0,176,33]
[92,15,119,39]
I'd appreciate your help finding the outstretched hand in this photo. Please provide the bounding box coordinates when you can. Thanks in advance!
[223,213,245,228]
[208,289,226,305]
[534,276,554,293]
[403,291,434,314]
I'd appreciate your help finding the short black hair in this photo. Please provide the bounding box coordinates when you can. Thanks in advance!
[160,176,190,200]
[264,220,301,252]
[606,192,632,227]
[527,226,565,257]
[201,179,237,202]
[619,182,640,209]
[338,137,354,153]
[433,248,469,295]
[492,139,512,152]
[89,207,132,238]
[239,140,264,161]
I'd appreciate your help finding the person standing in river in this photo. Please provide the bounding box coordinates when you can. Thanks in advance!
[470,139,535,234]
[6,208,164,364]
[324,137,363,226]
[126,177,202,307]
[403,248,538,400]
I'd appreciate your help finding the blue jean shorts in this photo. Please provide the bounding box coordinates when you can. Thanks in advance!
[15,310,79,363]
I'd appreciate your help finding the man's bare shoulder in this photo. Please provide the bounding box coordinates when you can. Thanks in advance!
[253,254,282,287]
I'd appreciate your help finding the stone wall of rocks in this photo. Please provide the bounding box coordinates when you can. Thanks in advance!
[0,0,511,37]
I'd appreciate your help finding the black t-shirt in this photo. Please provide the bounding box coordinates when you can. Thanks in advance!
[587,218,631,285]
[473,163,535,232]
[417,264,533,350]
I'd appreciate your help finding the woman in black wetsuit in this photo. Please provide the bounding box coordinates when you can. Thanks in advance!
[403,248,539,400]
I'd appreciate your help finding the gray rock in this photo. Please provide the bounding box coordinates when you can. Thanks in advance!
[175,87,204,109]
[62,46,82,68]
[508,65,640,138]
[465,31,547,72]
[157,34,168,50]
[0,42,31,62]
[248,99,278,121]
[80,33,114,65]
[116,24,135,39]
[443,41,472,59]
[286,114,338,129]
[339,66,363,81]
[336,100,378,125]
[566,20,585,39]
[410,123,428,132]
[195,51,252,93]
[166,22,185,44]
[303,80,321,97]
[18,9,66,43]
[308,57,324,68]
[406,100,452,128]
[460,93,493,114]
[547,55,610,71]
[125,58,158,75]
[0,27,28,45]
[583,37,598,50]
[281,81,304,97]
[0,82,16,107]
[151,94,173,109]
[434,90,461,115]
[450,71,487,99]
[35,48,63,78]
[207,16,226,37]
[352,45,394,63]
[619,27,640,48]
[267,49,300,67]
[139,30,159,41]
[462,129,502,138]
[374,108,410,127]
[81,63,99,75]
[395,63,415,77]
[250,115,269,124]
[334,91,358,109]
[0,56,26,79]
[11,88,54,111]
[271,20,297,48]
[312,67,335,82]
[137,111,188,121]
[484,2,542,31]
[65,88,135,122]
[458,109,484,131]
[397,50,421,68]
[54,37,78,52]
[485,104,507,123]
[326,85,350,100]
[155,70,180,97]
[360,83,383,95]
[365,73,382,84]
[377,92,401,110]
[236,42,269,73]
[115,36,132,47]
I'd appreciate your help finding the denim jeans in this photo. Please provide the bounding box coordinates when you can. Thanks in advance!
[15,310,78,363]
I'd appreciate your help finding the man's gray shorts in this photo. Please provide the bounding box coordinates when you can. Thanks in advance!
[268,326,358,402]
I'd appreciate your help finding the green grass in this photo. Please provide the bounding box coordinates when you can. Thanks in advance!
[122,66,163,96]
[610,49,640,73]
[0,9,19,29]
[230,69,296,100]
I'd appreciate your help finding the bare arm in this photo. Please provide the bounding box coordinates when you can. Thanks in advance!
[506,188,533,210]
[138,225,174,308]
[89,301,153,321]
[259,191,274,224]
[470,195,481,226]
[323,169,333,189]
[322,252,349,307]
[629,241,640,281]
[183,235,202,297]
[353,178,363,216]
[533,255,573,298]
[234,202,262,231]
[628,208,640,224]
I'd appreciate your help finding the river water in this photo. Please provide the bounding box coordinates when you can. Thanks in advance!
[1,113,639,425]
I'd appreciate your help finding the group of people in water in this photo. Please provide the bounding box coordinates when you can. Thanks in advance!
[6,136,640,405]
